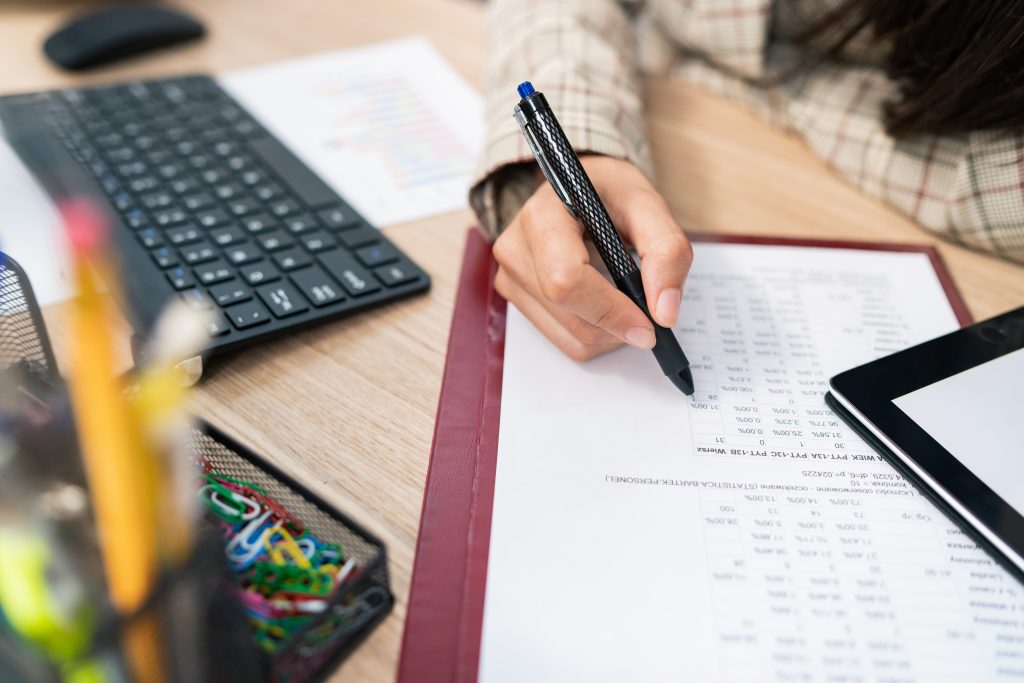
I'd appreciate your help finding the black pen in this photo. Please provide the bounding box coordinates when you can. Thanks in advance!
[514,81,695,396]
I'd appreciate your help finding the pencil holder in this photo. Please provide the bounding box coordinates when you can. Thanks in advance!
[190,424,394,683]
[0,253,393,681]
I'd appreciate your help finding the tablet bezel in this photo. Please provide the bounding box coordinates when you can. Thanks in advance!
[829,305,1024,573]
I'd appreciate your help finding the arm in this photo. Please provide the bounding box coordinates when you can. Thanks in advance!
[776,63,1024,264]
[471,0,694,362]
[470,0,652,237]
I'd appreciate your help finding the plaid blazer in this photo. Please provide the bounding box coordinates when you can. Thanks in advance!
[470,0,1024,264]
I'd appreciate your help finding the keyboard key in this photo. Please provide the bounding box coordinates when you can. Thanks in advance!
[241,213,275,234]
[225,241,261,265]
[137,228,164,249]
[318,250,380,297]
[165,224,202,245]
[140,192,174,210]
[317,206,356,230]
[154,208,187,227]
[166,266,195,290]
[240,169,266,186]
[170,177,200,195]
[268,199,301,218]
[240,261,280,285]
[180,288,213,310]
[196,208,230,228]
[206,310,231,337]
[182,192,215,212]
[257,282,309,318]
[228,197,261,217]
[291,265,345,307]
[194,259,233,285]
[337,227,379,250]
[355,242,399,268]
[209,281,252,306]
[375,263,419,287]
[256,230,294,252]
[200,168,227,185]
[254,183,284,202]
[124,209,147,229]
[157,161,186,179]
[300,231,337,253]
[273,248,311,271]
[180,240,217,265]
[214,182,244,200]
[284,214,318,234]
[128,175,161,194]
[117,161,147,177]
[210,225,246,246]
[151,245,177,268]
[225,299,271,329]
[188,153,215,170]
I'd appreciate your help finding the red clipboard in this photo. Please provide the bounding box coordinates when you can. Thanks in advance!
[397,229,971,683]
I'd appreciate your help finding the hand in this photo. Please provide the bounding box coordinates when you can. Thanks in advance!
[493,155,693,361]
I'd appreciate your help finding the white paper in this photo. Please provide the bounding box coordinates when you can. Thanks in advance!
[480,243,1024,682]
[895,348,1024,512]
[0,137,74,305]
[220,37,484,227]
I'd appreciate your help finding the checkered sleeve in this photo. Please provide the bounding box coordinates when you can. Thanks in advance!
[468,0,651,237]
[776,62,1024,264]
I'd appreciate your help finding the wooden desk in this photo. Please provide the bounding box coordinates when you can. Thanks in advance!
[1,1,1022,680]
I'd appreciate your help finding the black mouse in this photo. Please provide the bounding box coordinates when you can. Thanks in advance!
[44,5,205,71]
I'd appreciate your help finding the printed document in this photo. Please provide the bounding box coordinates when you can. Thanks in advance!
[480,243,1024,682]
[221,37,484,227]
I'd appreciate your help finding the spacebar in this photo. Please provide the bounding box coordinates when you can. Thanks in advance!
[248,137,338,209]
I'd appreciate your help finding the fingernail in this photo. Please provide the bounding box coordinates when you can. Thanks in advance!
[625,326,656,349]
[656,288,681,326]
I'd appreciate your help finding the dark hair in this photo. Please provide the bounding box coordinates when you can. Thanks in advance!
[798,0,1024,138]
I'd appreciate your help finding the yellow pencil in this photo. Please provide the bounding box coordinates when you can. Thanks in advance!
[60,199,165,683]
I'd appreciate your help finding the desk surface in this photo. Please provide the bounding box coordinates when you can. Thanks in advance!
[2,0,1022,680]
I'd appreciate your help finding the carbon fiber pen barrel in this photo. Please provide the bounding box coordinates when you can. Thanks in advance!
[514,91,638,281]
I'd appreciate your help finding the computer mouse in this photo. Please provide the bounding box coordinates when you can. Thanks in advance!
[43,5,205,71]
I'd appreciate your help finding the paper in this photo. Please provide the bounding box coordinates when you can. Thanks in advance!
[895,348,1024,512]
[480,243,1024,682]
[0,137,74,305]
[220,37,484,227]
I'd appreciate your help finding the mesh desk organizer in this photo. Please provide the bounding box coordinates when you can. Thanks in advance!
[0,253,393,682]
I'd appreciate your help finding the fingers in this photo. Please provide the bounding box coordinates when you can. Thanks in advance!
[491,156,693,363]
[613,192,693,328]
[494,267,621,361]
[523,213,655,348]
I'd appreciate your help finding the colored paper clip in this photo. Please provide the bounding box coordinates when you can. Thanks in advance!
[224,510,276,569]
[263,528,311,569]
[199,483,262,524]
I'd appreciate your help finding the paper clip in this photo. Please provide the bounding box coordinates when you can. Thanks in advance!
[263,527,311,569]
[200,483,262,523]
[225,510,276,569]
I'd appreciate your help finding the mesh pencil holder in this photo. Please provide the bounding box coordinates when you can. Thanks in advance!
[191,425,394,683]
[0,253,394,682]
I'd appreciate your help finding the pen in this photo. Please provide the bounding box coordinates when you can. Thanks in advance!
[513,81,695,396]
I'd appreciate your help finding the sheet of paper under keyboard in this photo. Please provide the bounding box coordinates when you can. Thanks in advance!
[479,243,1024,683]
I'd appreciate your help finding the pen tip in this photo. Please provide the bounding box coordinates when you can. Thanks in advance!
[672,367,695,397]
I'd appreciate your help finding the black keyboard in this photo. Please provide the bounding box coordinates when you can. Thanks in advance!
[0,75,429,360]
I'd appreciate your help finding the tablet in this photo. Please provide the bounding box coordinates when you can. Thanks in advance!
[828,305,1024,580]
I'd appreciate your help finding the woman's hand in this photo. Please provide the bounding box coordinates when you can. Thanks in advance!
[493,155,693,361]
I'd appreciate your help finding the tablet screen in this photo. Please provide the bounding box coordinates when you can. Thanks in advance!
[893,348,1024,512]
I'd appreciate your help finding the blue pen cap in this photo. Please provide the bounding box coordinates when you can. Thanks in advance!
[517,81,536,98]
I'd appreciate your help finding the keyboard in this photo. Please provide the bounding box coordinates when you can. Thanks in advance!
[0,75,430,361]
